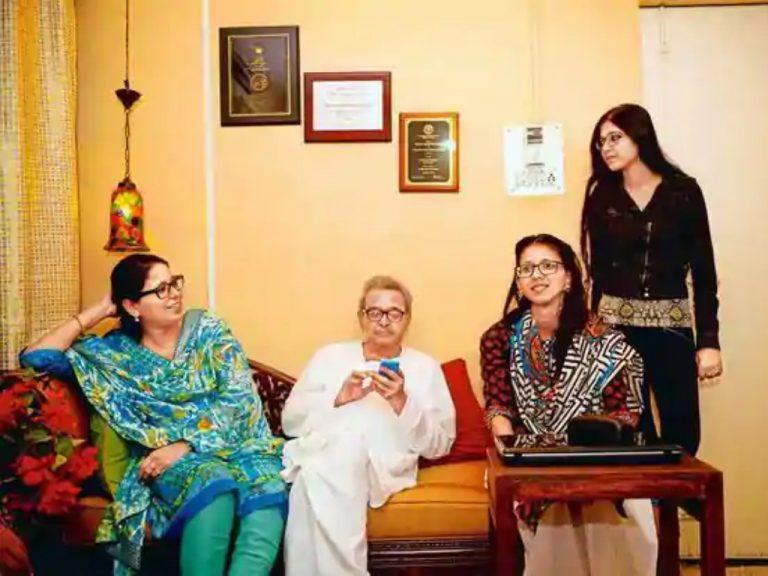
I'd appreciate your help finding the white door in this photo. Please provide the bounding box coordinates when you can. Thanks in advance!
[642,4,768,558]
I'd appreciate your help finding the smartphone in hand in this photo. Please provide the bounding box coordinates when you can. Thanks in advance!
[379,359,400,375]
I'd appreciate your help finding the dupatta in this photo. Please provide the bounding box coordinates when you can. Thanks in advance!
[65,310,285,573]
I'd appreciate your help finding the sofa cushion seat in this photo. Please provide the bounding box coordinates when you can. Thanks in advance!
[67,460,490,545]
[367,459,488,539]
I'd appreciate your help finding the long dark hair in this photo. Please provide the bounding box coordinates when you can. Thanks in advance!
[579,103,687,277]
[501,234,589,376]
[110,254,169,340]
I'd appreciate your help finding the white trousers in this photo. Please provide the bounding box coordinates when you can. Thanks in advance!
[284,431,371,576]
[518,499,658,576]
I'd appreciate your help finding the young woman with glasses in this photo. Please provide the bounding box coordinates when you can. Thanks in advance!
[280,275,455,576]
[21,254,286,576]
[580,103,722,456]
[480,233,656,575]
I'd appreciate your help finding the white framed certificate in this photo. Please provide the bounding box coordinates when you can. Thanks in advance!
[304,72,391,142]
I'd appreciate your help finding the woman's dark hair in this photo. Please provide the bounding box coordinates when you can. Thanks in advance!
[501,234,589,376]
[110,254,169,340]
[579,103,687,280]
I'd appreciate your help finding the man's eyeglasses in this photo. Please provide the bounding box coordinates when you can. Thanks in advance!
[362,307,406,324]
[138,275,185,300]
[516,260,563,278]
[596,131,625,151]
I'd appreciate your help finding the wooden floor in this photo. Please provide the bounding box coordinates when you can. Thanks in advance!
[373,565,768,576]
[682,566,768,576]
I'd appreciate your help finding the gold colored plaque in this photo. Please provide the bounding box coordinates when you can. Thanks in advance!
[399,113,459,192]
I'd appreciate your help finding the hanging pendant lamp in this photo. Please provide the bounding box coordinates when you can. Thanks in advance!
[105,0,148,252]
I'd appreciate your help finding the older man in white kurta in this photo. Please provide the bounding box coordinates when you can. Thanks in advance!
[281,279,455,576]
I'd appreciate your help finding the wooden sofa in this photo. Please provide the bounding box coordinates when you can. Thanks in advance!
[249,360,491,571]
[4,359,491,573]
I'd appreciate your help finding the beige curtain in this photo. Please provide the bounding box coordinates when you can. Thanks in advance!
[0,0,79,369]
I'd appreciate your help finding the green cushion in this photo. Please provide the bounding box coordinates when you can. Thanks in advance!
[89,412,129,496]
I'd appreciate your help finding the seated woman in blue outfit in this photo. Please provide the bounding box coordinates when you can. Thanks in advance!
[21,254,286,576]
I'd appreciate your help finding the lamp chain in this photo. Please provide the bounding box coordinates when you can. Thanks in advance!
[123,0,131,179]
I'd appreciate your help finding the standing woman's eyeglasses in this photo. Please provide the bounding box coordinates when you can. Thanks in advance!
[595,131,625,151]
[138,275,185,300]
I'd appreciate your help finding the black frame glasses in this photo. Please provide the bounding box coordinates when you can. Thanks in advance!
[516,260,563,278]
[362,307,407,324]
[138,275,185,300]
[595,131,625,151]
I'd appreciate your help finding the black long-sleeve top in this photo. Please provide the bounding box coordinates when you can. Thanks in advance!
[585,174,720,350]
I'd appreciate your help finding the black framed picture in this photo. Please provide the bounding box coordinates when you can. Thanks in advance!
[219,26,300,126]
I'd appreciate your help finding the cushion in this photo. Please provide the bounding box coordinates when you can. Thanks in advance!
[367,460,488,539]
[89,413,129,496]
[422,359,490,467]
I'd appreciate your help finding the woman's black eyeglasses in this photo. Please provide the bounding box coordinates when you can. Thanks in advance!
[138,275,185,300]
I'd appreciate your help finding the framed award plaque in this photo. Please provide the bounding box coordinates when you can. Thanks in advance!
[219,26,300,126]
[399,112,459,192]
[304,71,392,142]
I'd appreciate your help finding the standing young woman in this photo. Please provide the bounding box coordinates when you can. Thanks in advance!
[580,103,722,455]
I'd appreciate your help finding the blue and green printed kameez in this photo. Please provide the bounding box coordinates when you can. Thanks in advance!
[22,310,285,574]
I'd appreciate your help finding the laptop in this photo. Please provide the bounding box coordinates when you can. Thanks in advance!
[495,434,684,466]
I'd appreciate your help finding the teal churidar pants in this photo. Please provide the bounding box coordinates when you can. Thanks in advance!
[179,492,285,576]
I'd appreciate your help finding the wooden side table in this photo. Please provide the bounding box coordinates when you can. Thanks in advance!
[487,448,724,576]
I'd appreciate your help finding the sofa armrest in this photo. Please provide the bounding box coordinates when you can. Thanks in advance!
[248,359,296,437]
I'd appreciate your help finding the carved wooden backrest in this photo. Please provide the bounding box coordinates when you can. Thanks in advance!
[248,359,296,437]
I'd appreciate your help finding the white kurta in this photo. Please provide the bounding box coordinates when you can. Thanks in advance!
[281,341,456,576]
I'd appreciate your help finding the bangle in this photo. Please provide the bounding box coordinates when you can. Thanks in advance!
[72,314,85,334]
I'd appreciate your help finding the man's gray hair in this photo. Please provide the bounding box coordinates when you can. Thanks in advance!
[358,275,413,315]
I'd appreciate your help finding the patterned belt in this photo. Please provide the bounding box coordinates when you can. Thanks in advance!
[598,294,692,328]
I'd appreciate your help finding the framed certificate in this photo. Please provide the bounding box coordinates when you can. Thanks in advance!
[219,26,300,126]
[399,112,459,192]
[304,72,391,142]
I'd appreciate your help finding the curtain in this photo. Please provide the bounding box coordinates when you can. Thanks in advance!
[0,0,79,369]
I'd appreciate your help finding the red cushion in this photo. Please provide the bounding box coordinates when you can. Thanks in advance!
[422,359,490,467]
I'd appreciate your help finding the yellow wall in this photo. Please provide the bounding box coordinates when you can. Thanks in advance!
[77,0,208,313]
[75,0,768,559]
[211,0,641,381]
[79,0,641,386]
[641,5,768,557]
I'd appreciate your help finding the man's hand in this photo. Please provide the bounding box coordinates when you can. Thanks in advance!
[334,370,373,407]
[371,367,407,415]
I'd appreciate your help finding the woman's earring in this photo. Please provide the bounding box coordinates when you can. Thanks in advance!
[134,315,140,323]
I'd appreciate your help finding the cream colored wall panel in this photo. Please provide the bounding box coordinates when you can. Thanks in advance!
[76,0,208,311]
[211,0,641,396]
[642,5,768,557]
